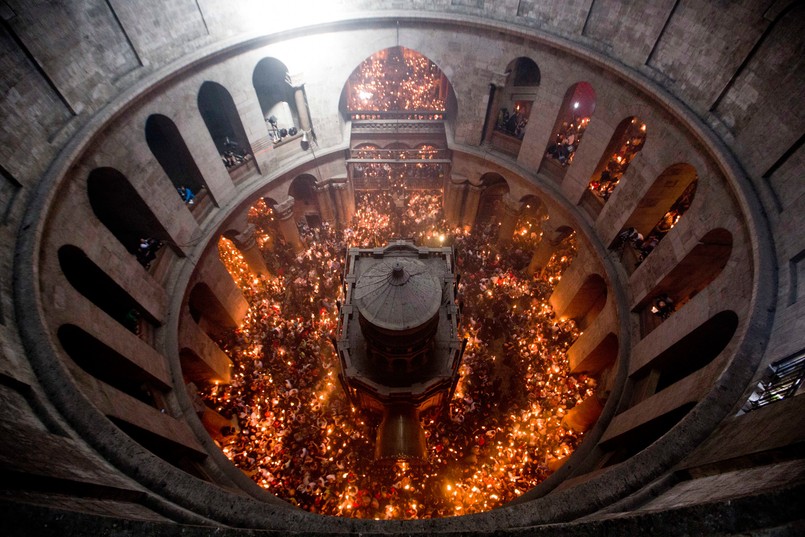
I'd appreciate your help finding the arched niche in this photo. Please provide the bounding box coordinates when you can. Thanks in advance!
[540,81,596,181]
[145,114,211,209]
[87,167,173,263]
[252,57,298,136]
[197,81,254,171]
[582,116,647,215]
[474,173,510,233]
[560,273,607,331]
[342,46,451,121]
[601,402,696,468]
[571,332,619,375]
[289,174,321,227]
[57,245,156,332]
[636,228,734,337]
[488,57,541,151]
[619,163,698,239]
[188,283,239,340]
[57,324,164,406]
[630,311,739,406]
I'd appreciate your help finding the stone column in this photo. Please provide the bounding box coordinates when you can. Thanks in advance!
[229,223,269,276]
[497,195,522,242]
[289,73,312,133]
[293,86,312,132]
[527,220,568,275]
[315,182,337,224]
[461,183,483,231]
[335,180,355,226]
[443,176,467,227]
[275,196,305,253]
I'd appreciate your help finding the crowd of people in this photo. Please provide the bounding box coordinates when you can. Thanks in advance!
[347,47,446,115]
[495,105,529,140]
[587,119,646,201]
[545,116,590,167]
[220,137,252,169]
[203,190,596,519]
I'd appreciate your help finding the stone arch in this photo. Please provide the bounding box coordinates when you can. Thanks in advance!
[581,116,647,216]
[341,46,452,120]
[560,273,607,330]
[252,57,299,136]
[619,163,698,240]
[510,56,540,87]
[145,114,211,209]
[86,167,172,262]
[636,228,733,337]
[289,174,321,227]
[57,324,166,405]
[630,311,739,406]
[197,81,254,171]
[474,173,510,233]
[57,245,155,332]
[539,81,596,181]
[488,57,541,150]
[188,282,239,340]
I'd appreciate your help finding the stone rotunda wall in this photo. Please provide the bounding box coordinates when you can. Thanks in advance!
[2,2,802,535]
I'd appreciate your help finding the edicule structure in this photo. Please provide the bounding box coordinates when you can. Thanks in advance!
[336,241,464,463]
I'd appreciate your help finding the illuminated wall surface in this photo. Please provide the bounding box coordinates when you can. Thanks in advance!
[2,1,804,535]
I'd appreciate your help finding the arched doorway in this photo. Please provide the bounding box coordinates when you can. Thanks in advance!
[474,173,509,236]
[252,57,299,140]
[87,167,172,270]
[145,114,211,211]
[198,81,254,176]
[581,116,647,216]
[539,81,596,181]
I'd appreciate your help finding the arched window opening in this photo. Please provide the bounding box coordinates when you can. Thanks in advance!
[198,81,254,175]
[108,417,208,476]
[582,116,647,215]
[57,245,156,335]
[87,167,172,270]
[560,274,607,331]
[571,332,619,376]
[344,46,449,120]
[474,173,510,236]
[629,311,738,408]
[253,58,299,141]
[486,57,540,155]
[289,174,321,228]
[635,228,733,337]
[512,195,547,252]
[189,283,239,340]
[512,57,540,87]
[540,82,596,180]
[145,114,210,212]
[57,324,165,406]
[600,403,695,468]
[612,163,698,272]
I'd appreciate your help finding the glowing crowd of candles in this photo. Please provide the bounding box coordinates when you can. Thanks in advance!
[205,190,595,519]
[347,47,446,113]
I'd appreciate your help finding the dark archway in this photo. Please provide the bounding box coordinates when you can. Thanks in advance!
[252,57,298,137]
[58,245,156,332]
[540,82,596,181]
[57,324,165,405]
[561,273,607,331]
[145,114,211,208]
[474,173,510,233]
[198,81,254,171]
[87,167,172,266]
[636,228,733,337]
[582,116,647,215]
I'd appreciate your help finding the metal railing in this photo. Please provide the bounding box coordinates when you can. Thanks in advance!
[741,352,805,412]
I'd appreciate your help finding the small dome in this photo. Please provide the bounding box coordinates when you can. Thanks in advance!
[354,258,442,331]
